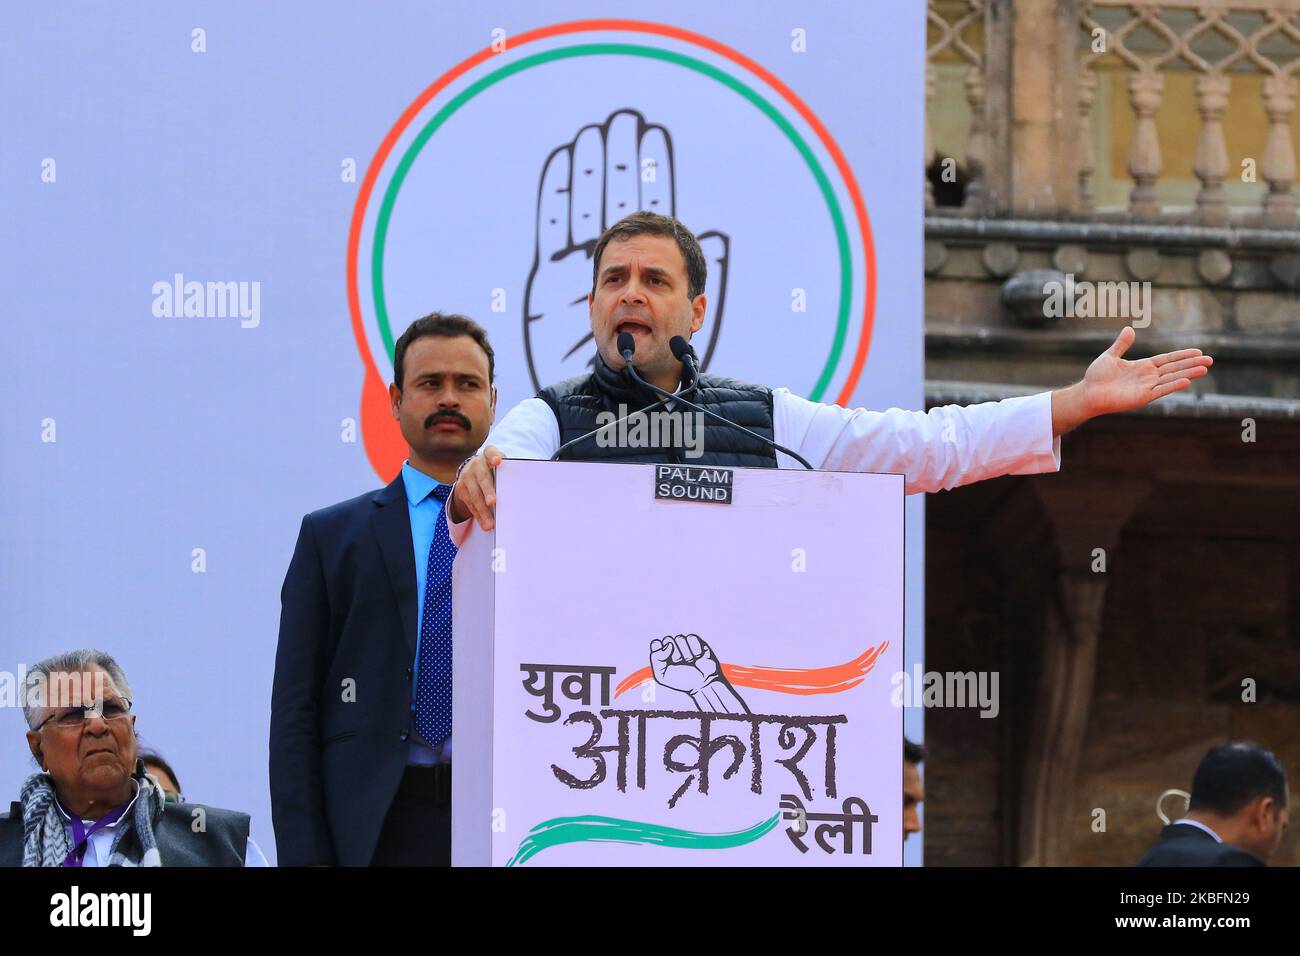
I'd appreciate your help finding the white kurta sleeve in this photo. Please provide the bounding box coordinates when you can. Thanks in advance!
[773,387,1062,494]
[480,397,561,461]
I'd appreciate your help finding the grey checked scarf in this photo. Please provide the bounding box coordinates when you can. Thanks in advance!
[20,763,164,867]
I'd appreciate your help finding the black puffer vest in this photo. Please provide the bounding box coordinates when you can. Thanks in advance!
[537,356,777,468]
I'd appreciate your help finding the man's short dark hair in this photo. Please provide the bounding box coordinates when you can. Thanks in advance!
[591,211,707,300]
[393,312,494,389]
[904,738,925,765]
[1188,742,1287,816]
[139,748,182,794]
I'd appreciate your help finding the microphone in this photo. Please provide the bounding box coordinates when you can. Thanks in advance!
[550,338,673,461]
[616,330,636,358]
[669,335,700,392]
[620,334,815,470]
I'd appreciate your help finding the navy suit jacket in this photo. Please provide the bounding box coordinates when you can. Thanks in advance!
[270,473,422,866]
[1134,823,1265,867]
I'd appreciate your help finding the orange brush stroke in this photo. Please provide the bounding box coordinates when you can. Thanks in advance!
[614,642,889,698]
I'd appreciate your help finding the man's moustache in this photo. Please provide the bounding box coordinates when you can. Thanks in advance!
[425,412,470,429]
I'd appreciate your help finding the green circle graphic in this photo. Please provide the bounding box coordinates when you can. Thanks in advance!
[371,42,854,402]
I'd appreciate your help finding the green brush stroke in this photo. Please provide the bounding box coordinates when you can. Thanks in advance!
[507,811,781,866]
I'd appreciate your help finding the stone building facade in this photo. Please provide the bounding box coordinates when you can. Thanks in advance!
[924,0,1300,865]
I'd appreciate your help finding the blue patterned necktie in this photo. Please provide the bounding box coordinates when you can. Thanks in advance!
[415,484,456,747]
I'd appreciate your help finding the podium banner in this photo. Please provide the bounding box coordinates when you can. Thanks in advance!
[454,459,904,866]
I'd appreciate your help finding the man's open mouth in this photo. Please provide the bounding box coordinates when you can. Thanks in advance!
[616,320,651,335]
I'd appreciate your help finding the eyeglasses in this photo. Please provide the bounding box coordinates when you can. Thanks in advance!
[33,698,133,731]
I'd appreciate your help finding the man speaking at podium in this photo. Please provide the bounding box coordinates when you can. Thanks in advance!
[448,210,1213,534]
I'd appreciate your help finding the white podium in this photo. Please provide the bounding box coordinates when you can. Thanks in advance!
[452,459,904,866]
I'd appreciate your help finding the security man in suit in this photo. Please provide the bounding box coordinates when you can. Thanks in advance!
[270,313,496,866]
[1136,742,1289,867]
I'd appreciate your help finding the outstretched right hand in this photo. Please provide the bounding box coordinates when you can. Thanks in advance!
[449,445,506,531]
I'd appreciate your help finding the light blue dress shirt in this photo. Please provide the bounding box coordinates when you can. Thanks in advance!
[401,461,453,767]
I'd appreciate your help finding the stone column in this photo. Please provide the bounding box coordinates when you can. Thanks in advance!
[1007,0,1084,214]
[1018,475,1152,866]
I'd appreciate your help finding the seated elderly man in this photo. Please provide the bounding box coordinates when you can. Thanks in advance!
[0,649,267,866]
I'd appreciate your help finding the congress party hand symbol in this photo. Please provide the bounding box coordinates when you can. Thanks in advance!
[523,109,730,391]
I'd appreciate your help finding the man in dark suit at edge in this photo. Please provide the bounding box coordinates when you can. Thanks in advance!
[270,313,496,865]
[1136,742,1289,867]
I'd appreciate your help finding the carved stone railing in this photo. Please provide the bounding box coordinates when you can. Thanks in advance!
[926,0,1300,223]
[1081,0,1300,224]
[927,0,989,212]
